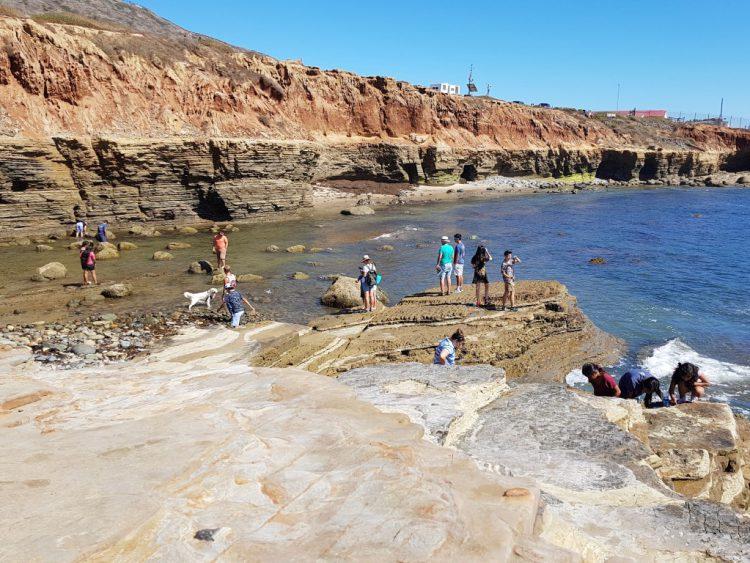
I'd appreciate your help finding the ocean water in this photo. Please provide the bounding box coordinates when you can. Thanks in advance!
[2,186,748,413]
[293,186,749,415]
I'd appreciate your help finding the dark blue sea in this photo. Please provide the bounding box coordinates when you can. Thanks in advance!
[265,186,749,414]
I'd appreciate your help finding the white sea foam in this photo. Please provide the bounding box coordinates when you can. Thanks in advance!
[642,339,750,384]
[371,226,422,240]
[565,368,587,386]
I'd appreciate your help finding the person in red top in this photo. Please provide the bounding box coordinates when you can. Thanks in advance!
[582,363,621,397]
[212,231,229,269]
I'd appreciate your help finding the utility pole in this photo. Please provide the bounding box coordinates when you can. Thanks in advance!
[486,84,491,97]
[719,98,724,122]
[616,83,620,111]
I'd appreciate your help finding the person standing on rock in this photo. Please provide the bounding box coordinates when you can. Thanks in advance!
[79,241,98,286]
[435,236,454,295]
[471,245,492,307]
[501,250,522,311]
[582,363,621,397]
[95,220,109,243]
[213,231,229,269]
[74,219,85,239]
[433,329,465,366]
[217,286,255,328]
[356,255,379,313]
[668,362,711,405]
[453,233,465,294]
[618,369,664,408]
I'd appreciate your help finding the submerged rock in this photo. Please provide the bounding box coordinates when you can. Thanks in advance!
[341,205,375,216]
[101,283,132,298]
[35,244,53,252]
[165,242,191,250]
[265,245,280,253]
[290,272,310,280]
[178,226,198,235]
[117,242,138,251]
[286,245,306,253]
[589,257,606,265]
[152,251,174,261]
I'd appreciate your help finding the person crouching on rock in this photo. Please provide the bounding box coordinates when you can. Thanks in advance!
[217,286,255,328]
[669,362,710,405]
[582,363,621,397]
[434,329,465,366]
[79,241,97,286]
[618,369,664,408]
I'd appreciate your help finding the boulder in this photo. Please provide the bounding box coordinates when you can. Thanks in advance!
[178,226,198,235]
[290,272,310,280]
[341,205,375,216]
[166,242,191,250]
[736,176,747,185]
[236,274,263,282]
[71,343,96,356]
[286,245,306,253]
[68,241,85,250]
[35,244,54,252]
[96,246,120,260]
[152,251,174,261]
[16,238,31,246]
[265,245,280,253]
[117,242,138,251]
[320,276,389,309]
[101,283,132,298]
[31,262,67,281]
[188,260,214,274]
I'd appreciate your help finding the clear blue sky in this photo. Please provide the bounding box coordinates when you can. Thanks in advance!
[135,0,750,119]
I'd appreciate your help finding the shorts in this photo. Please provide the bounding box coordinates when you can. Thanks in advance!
[504,279,515,289]
[230,310,244,327]
[81,265,95,271]
[454,263,464,277]
[216,249,227,260]
[439,263,453,280]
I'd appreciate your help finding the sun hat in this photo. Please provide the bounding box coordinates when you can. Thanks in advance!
[440,236,449,242]
[361,254,370,262]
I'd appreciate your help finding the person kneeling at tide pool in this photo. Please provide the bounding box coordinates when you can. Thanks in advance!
[669,362,711,405]
[619,369,664,408]
[582,363,621,397]
[434,329,466,366]
[217,286,255,328]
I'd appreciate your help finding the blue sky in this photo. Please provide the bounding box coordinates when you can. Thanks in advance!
[136,0,750,120]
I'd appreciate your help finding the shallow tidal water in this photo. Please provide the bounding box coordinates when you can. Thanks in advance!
[1,186,748,413]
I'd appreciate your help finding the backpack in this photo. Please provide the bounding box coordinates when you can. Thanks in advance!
[365,266,378,286]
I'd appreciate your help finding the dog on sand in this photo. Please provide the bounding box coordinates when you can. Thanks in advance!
[184,287,218,311]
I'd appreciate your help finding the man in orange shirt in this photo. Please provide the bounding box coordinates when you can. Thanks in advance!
[213,231,229,269]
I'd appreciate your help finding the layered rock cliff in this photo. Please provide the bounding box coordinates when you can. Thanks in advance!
[0,6,749,237]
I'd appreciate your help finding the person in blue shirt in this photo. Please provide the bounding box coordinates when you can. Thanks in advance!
[435,236,455,296]
[433,329,465,366]
[618,369,664,408]
[217,286,256,328]
[95,220,109,243]
[453,233,466,294]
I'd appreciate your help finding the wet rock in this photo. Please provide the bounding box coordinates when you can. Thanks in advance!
[32,262,67,281]
[16,238,31,246]
[82,293,105,305]
[71,343,96,356]
[309,247,324,253]
[101,283,133,298]
[341,205,375,216]
[152,251,174,261]
[378,245,394,251]
[68,241,85,250]
[320,276,388,309]
[286,245,306,253]
[96,245,120,260]
[265,245,280,253]
[589,257,606,265]
[166,242,191,250]
[35,244,54,252]
[188,260,213,274]
[178,226,198,235]
[290,272,310,280]
[117,242,138,251]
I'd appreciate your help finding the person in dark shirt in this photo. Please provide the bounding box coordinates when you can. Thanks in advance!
[668,362,710,405]
[582,363,621,397]
[217,286,255,328]
[619,369,664,408]
[96,220,109,243]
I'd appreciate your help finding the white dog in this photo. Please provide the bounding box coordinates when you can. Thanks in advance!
[184,287,218,311]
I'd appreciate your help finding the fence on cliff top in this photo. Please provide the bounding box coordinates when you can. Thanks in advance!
[668,110,750,130]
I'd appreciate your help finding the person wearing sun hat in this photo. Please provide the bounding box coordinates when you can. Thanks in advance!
[435,235,454,295]
[355,254,379,312]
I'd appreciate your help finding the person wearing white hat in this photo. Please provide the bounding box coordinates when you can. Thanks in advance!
[355,254,379,312]
[435,236,455,295]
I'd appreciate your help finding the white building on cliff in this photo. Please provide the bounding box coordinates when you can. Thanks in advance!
[429,83,461,95]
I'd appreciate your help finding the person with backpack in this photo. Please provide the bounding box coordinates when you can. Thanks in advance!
[356,254,379,313]
[79,241,97,285]
[471,245,492,307]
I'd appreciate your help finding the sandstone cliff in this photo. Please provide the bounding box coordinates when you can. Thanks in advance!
[0,6,749,237]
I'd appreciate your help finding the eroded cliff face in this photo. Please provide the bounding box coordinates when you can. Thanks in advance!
[1,13,750,237]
